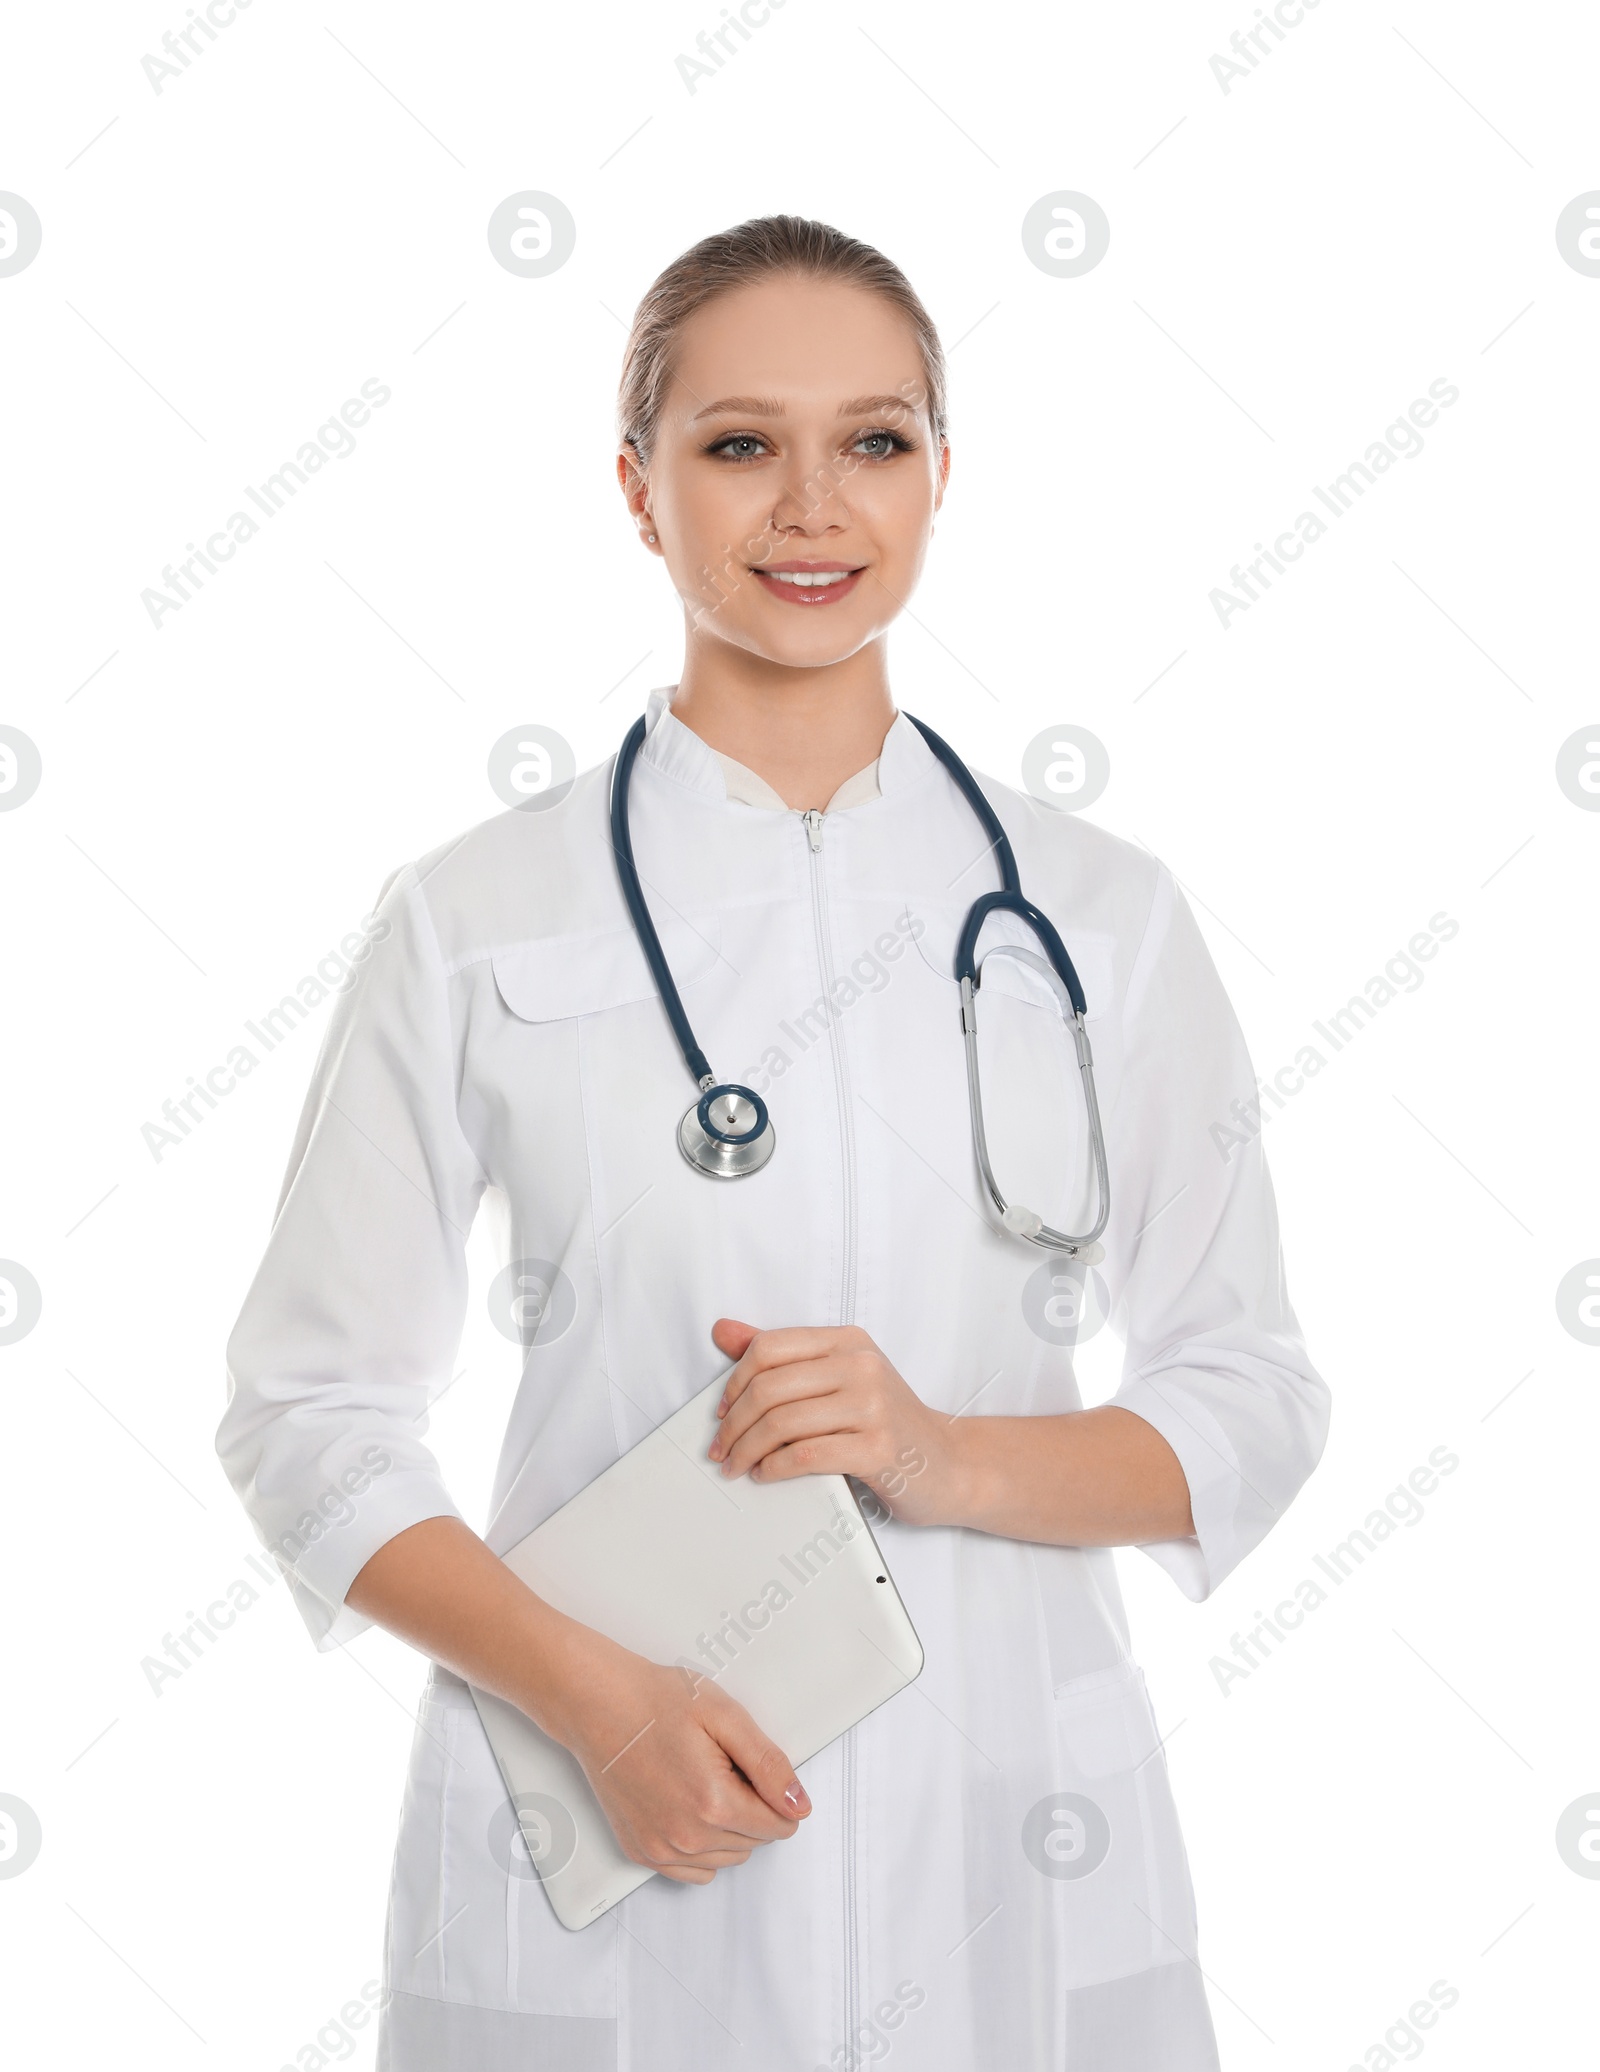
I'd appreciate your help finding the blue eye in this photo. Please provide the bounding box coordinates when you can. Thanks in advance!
[706,427,915,463]
[709,434,767,461]
[854,429,914,459]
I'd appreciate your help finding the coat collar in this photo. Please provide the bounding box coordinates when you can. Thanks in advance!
[636,686,938,805]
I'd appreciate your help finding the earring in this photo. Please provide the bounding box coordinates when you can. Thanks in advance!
[646,531,657,543]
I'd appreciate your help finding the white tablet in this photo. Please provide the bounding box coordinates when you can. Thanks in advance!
[469,1373,924,1929]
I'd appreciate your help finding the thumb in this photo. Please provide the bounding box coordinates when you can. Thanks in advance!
[711,1701,812,1821]
[711,1316,760,1358]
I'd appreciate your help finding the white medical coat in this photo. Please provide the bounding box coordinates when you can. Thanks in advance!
[219,691,1330,2070]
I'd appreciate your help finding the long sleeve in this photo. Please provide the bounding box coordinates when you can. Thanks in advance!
[218,859,487,1648]
[1105,865,1330,1601]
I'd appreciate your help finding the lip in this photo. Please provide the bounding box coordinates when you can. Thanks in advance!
[750,559,867,606]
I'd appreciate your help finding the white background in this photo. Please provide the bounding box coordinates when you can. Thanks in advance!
[2,1,1597,2065]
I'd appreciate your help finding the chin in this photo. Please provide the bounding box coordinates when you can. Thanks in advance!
[739,621,879,670]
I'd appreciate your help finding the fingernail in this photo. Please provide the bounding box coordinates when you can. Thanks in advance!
[783,1783,811,1814]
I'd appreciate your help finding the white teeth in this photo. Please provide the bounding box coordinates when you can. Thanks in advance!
[765,568,856,587]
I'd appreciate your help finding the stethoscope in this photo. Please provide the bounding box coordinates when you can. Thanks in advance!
[608,713,1110,1261]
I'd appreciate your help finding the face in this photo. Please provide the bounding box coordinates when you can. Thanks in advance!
[619,274,949,670]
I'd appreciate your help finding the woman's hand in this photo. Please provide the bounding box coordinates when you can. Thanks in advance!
[555,1626,811,1886]
[707,1319,967,1527]
[707,1320,1194,1546]
[345,1516,811,1888]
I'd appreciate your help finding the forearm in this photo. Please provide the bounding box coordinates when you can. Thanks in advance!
[344,1516,609,1746]
[345,1517,814,1875]
[942,1407,1195,1546]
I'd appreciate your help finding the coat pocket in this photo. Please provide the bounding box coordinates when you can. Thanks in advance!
[488,910,723,1023]
[385,1673,619,2019]
[909,903,1117,1023]
[471,910,727,1267]
[1037,1660,1201,1991]
[1050,1659,1162,1778]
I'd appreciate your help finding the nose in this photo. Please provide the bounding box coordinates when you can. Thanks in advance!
[767,448,850,537]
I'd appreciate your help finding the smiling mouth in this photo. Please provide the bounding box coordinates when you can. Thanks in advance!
[750,562,867,605]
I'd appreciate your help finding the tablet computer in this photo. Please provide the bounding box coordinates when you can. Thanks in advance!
[469,1373,925,1929]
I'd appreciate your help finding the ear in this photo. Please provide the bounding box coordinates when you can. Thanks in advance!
[933,438,951,512]
[617,441,649,519]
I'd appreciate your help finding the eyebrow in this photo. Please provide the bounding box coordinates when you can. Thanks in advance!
[687,393,917,425]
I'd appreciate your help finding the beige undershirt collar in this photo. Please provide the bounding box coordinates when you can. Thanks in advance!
[712,750,882,814]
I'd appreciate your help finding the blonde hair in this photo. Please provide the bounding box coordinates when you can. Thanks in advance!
[617,214,947,468]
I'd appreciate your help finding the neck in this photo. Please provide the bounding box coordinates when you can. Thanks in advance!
[669,634,896,811]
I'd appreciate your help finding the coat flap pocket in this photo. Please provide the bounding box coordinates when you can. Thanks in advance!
[949,915,1110,1027]
[913,903,1115,1022]
[975,929,1116,1024]
[490,911,724,1023]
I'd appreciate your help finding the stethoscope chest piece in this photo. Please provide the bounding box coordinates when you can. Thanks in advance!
[677,1083,776,1179]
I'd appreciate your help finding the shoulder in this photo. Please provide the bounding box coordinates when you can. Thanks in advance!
[950,766,1234,1028]
[370,757,624,975]
[966,763,1169,945]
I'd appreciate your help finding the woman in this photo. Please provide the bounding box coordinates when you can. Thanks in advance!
[220,215,1329,2070]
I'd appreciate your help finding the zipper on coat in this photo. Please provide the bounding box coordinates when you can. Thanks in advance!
[800,811,858,1320]
[800,805,861,2054]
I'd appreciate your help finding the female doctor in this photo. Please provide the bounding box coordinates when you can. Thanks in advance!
[220,215,1330,2070]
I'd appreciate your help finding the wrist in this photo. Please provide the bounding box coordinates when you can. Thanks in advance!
[941,1417,997,1531]
[508,1603,627,1750]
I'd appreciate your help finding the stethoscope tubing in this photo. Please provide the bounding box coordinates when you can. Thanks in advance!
[609,709,1111,1250]
[609,715,714,1088]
